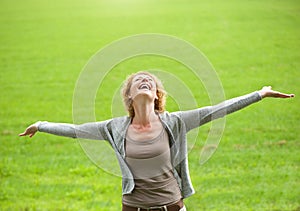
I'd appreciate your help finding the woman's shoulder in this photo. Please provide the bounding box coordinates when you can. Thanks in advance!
[159,111,183,123]
[109,115,131,129]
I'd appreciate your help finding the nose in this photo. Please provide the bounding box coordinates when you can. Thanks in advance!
[141,77,149,82]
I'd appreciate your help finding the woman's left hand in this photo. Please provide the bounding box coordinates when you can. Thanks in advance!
[259,86,295,99]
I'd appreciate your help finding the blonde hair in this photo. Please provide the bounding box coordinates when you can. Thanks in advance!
[121,71,167,117]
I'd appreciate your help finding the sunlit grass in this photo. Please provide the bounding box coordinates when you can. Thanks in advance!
[0,0,299,210]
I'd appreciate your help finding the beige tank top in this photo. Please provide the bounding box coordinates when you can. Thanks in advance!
[122,129,182,207]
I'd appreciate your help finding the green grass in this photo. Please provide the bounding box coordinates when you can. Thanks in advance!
[1,0,299,210]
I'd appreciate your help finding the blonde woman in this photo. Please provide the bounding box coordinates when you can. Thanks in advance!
[19,71,294,211]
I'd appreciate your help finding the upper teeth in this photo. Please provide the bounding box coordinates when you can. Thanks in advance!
[139,84,150,89]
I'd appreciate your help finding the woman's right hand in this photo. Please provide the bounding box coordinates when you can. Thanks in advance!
[19,123,39,138]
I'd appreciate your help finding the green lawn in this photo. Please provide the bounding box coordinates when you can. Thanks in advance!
[1,0,299,210]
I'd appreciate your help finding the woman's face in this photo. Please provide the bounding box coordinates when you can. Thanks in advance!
[129,73,157,101]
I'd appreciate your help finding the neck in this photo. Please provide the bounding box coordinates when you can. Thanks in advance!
[131,100,157,128]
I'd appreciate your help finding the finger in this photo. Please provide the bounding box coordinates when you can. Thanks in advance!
[29,131,36,138]
[263,86,272,90]
[19,131,28,136]
[19,132,25,136]
[275,92,295,98]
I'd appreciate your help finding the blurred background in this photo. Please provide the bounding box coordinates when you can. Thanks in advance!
[0,0,299,210]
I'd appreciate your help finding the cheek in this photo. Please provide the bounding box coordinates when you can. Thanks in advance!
[128,84,138,97]
[128,87,133,97]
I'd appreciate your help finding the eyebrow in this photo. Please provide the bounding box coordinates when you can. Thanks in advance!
[135,75,153,80]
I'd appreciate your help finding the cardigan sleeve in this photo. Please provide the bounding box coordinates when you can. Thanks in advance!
[37,120,111,140]
[174,91,262,132]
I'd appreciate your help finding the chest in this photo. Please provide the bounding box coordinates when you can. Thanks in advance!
[126,120,164,141]
[125,128,170,159]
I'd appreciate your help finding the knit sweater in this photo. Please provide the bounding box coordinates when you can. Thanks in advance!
[37,91,262,198]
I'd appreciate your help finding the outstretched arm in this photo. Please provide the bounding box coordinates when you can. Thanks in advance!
[19,120,110,140]
[176,86,294,132]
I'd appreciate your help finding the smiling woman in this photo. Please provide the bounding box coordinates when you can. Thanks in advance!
[19,71,294,211]
[122,71,167,118]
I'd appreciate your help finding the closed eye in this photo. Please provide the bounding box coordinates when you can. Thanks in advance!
[134,77,153,82]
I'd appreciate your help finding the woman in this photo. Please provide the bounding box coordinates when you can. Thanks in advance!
[19,71,294,211]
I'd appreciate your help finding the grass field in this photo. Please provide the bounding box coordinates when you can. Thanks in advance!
[1,0,299,210]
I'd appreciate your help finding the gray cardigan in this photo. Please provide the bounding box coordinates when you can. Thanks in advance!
[37,91,262,198]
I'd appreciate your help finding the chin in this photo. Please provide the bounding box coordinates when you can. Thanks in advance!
[133,91,155,100]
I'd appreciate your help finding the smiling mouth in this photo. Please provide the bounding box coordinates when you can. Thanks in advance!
[138,83,151,90]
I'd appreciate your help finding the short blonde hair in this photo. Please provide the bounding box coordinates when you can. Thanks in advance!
[121,71,167,117]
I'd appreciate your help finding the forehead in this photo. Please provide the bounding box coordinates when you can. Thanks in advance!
[132,73,154,80]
